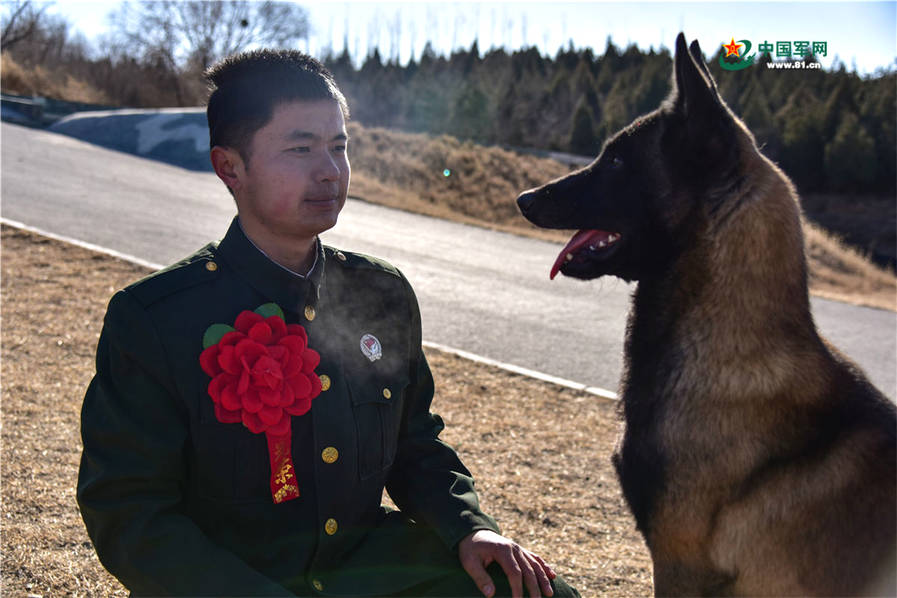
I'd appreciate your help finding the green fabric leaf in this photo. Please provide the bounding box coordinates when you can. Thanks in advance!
[255,303,285,320]
[203,323,235,349]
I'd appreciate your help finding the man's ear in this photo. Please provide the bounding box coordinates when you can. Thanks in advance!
[210,146,245,193]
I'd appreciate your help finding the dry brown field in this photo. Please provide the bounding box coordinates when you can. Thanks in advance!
[1,225,652,597]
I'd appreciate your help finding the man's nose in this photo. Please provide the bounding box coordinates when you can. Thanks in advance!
[316,153,341,182]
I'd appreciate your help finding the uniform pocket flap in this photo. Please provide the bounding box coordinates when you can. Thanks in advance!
[348,375,409,406]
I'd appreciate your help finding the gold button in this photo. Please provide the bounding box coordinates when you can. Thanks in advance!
[312,579,323,591]
[324,518,338,535]
[205,261,218,272]
[304,305,316,321]
[336,251,347,262]
[382,388,392,399]
[319,374,331,391]
[321,447,339,464]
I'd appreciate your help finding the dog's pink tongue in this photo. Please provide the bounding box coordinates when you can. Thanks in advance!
[550,230,611,280]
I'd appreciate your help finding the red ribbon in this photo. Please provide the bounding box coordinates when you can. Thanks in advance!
[268,430,300,503]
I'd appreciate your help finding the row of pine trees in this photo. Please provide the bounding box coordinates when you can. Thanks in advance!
[323,40,896,195]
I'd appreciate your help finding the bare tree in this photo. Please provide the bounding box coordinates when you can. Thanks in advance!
[365,8,381,59]
[108,0,309,104]
[2,1,80,69]
[387,11,401,64]
[110,0,310,69]
[1,0,50,51]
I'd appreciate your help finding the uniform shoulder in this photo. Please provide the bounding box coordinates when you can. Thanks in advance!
[125,243,220,307]
[324,246,402,279]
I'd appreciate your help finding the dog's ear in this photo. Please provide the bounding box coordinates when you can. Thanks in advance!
[668,34,739,193]
[673,33,723,118]
[688,39,720,98]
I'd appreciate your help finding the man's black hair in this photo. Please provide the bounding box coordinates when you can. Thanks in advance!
[205,49,349,162]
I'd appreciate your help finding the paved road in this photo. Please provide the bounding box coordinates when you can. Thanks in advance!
[3,122,895,400]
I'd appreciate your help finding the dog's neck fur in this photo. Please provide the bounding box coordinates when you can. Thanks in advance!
[623,130,828,407]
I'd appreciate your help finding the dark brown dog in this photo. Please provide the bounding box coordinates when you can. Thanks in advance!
[517,33,896,596]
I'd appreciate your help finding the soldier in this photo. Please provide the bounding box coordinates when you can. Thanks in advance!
[77,49,580,598]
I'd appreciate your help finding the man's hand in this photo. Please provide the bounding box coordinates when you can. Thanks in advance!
[458,530,556,598]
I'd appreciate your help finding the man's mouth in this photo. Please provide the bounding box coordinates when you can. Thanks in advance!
[550,229,622,279]
[304,195,339,205]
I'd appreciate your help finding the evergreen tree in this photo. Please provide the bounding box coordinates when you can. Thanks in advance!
[824,111,877,191]
[449,83,491,142]
[859,75,896,192]
[310,34,893,194]
[777,88,825,191]
[569,98,599,155]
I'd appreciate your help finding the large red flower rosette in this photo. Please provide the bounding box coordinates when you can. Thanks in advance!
[199,303,322,503]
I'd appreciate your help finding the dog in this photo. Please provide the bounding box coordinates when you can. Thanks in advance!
[517,33,896,596]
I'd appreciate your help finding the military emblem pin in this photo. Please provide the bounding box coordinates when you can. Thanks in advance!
[360,334,382,362]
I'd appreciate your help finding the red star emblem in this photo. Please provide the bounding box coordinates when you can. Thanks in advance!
[723,38,742,58]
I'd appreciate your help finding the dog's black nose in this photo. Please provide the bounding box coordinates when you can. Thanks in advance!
[516,189,537,214]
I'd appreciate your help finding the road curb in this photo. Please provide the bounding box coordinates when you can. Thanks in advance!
[1,217,620,401]
[422,341,618,400]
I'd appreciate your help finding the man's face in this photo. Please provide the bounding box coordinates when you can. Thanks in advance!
[234,99,350,244]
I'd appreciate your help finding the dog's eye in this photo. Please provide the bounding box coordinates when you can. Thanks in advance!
[611,156,624,170]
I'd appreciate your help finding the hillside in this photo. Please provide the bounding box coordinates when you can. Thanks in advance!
[2,55,894,311]
[345,123,895,311]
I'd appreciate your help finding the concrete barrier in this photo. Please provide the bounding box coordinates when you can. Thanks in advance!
[49,107,213,172]
[1,93,112,127]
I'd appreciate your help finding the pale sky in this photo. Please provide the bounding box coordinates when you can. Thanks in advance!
[46,1,897,74]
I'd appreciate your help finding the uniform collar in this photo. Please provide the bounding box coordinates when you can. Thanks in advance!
[216,217,325,315]
[238,219,320,278]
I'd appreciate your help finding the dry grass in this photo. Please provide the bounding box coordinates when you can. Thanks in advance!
[0,224,652,597]
[432,353,653,594]
[348,122,574,244]
[346,123,895,312]
[2,227,133,597]
[0,53,109,105]
[804,219,897,309]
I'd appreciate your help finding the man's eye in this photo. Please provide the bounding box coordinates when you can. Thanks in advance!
[291,146,310,153]
[332,145,347,153]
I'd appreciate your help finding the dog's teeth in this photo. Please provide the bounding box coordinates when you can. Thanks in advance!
[599,240,607,248]
[608,233,620,243]
[565,253,574,262]
[588,245,596,251]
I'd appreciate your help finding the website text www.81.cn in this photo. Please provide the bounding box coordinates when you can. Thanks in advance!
[766,60,823,69]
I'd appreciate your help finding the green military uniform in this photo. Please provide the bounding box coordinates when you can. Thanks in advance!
[78,218,578,597]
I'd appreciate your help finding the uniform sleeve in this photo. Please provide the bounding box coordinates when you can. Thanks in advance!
[77,290,293,596]
[384,274,501,550]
